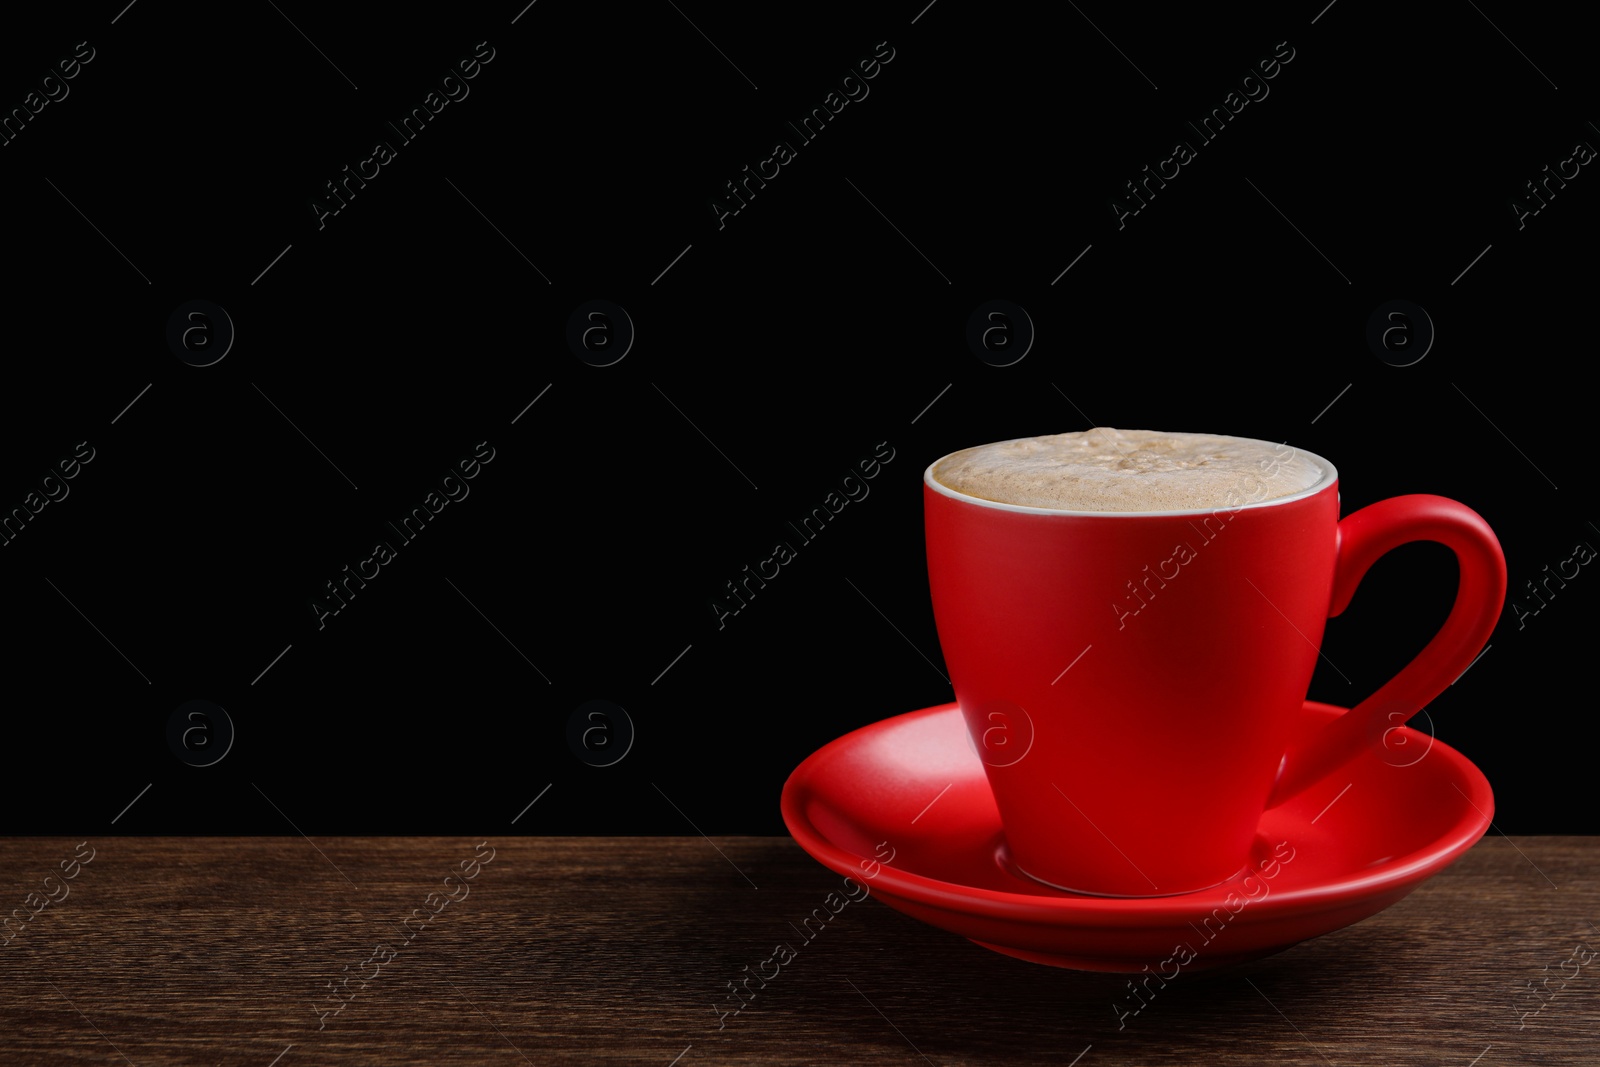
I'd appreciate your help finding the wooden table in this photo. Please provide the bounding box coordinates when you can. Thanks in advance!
[1,837,1593,1065]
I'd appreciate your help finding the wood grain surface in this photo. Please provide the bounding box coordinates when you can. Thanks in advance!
[0,837,1593,1066]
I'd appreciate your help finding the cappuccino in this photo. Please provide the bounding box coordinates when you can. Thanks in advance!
[931,428,1326,512]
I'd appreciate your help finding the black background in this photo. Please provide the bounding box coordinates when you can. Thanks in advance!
[1,1,1592,837]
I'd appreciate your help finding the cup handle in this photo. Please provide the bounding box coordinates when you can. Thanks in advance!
[1266,494,1506,807]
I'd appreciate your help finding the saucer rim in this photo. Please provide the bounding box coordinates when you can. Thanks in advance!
[781,700,1493,924]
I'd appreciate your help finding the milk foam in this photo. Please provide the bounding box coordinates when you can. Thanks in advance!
[931,428,1326,512]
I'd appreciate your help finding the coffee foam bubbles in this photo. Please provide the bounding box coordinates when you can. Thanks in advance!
[931,428,1326,512]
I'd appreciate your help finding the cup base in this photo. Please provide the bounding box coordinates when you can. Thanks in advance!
[1004,845,1249,899]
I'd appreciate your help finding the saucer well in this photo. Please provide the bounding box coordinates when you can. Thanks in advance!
[780,701,1493,972]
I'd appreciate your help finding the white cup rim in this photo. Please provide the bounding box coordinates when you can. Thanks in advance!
[924,432,1339,518]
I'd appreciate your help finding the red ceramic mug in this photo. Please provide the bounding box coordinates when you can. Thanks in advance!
[924,432,1505,897]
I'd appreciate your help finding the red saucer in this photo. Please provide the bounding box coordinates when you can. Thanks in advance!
[781,701,1492,972]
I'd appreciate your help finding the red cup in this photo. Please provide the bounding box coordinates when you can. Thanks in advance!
[924,435,1505,897]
